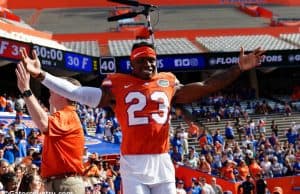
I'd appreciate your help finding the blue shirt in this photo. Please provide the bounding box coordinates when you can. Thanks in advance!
[17,139,27,158]
[213,134,224,145]
[114,176,121,192]
[170,151,182,162]
[293,162,300,175]
[4,144,15,164]
[187,185,202,194]
[113,131,122,144]
[225,126,234,137]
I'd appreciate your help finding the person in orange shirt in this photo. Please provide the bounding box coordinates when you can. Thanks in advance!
[221,160,237,182]
[237,160,250,181]
[15,65,85,193]
[198,131,208,149]
[188,122,199,138]
[83,154,101,178]
[249,158,262,179]
[198,156,211,174]
[19,42,264,194]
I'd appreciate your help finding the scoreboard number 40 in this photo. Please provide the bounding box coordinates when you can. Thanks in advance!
[100,57,116,74]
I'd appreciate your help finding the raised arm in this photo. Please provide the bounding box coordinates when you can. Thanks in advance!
[19,48,106,108]
[173,47,265,104]
[15,63,49,133]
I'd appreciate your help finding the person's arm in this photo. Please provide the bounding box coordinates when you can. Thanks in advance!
[19,48,106,108]
[41,72,102,108]
[173,47,264,104]
[15,63,49,133]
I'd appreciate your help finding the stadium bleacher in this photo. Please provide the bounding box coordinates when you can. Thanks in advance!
[196,34,299,52]
[62,40,100,57]
[280,33,300,46]
[109,38,200,56]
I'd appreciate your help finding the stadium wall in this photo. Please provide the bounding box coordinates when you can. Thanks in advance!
[176,165,300,194]
[175,165,238,192]
[6,0,300,9]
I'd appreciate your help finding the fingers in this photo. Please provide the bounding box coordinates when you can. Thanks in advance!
[253,47,266,57]
[18,62,27,76]
[16,62,28,80]
[16,63,23,79]
[20,48,28,62]
[239,47,244,58]
[20,48,27,58]
[15,65,21,80]
[257,50,266,57]
[252,47,265,67]
[32,50,38,60]
[15,64,26,91]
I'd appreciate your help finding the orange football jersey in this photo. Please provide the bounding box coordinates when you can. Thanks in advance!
[102,72,179,155]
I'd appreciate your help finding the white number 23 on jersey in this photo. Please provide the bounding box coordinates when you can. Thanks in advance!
[125,91,169,126]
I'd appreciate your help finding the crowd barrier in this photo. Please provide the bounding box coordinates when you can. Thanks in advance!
[175,165,238,193]
[175,165,300,194]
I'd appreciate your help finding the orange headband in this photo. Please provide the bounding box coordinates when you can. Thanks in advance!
[130,46,156,61]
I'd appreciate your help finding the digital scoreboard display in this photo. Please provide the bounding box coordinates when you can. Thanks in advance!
[1,36,299,75]
[33,44,64,68]
[99,57,116,74]
[0,38,30,60]
[64,52,94,73]
[33,44,98,73]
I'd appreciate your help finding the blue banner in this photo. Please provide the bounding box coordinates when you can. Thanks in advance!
[118,54,206,73]
[64,52,93,73]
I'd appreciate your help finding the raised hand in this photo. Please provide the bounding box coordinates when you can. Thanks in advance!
[20,48,41,78]
[15,63,31,93]
[239,47,265,71]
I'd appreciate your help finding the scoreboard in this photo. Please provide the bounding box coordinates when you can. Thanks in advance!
[1,37,300,75]
[0,37,101,74]
[0,38,31,60]
[32,44,97,73]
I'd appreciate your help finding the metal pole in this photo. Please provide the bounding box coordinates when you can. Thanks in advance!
[144,7,155,46]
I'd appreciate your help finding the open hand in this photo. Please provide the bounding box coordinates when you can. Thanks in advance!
[20,48,41,77]
[239,47,265,71]
[15,63,30,93]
